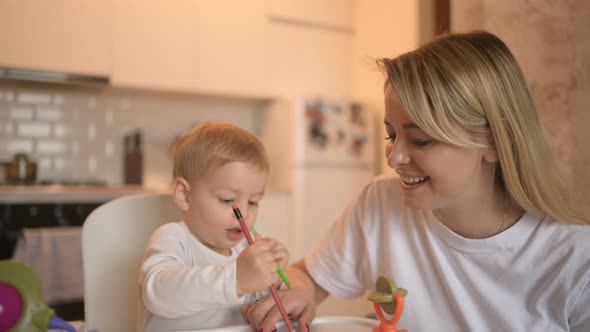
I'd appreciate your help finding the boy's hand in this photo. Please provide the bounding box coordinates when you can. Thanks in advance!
[236,234,281,296]
[270,239,289,271]
[267,238,289,289]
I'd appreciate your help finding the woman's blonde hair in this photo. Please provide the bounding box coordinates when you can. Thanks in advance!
[173,121,270,181]
[379,30,586,224]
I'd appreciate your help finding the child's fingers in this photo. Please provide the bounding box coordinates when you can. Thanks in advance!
[248,238,275,252]
[272,248,288,262]
[272,244,289,258]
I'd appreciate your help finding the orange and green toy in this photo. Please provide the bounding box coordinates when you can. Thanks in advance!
[0,260,76,332]
[367,275,409,332]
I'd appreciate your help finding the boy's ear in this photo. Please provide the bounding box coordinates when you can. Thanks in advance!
[172,177,191,212]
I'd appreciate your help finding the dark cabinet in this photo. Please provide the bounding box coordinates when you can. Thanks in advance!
[0,201,104,259]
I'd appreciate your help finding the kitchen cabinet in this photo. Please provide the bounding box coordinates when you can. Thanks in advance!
[193,0,268,97]
[0,0,354,98]
[112,0,269,97]
[269,0,354,30]
[111,0,195,91]
[267,22,353,98]
[0,202,103,259]
[266,0,354,98]
[0,0,110,76]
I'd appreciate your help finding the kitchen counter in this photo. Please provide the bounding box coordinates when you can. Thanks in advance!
[0,184,168,203]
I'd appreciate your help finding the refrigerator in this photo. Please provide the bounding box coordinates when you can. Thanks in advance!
[261,97,378,260]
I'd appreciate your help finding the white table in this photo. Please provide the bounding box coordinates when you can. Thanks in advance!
[177,316,380,332]
[71,316,380,332]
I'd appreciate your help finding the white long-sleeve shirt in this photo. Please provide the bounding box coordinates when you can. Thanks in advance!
[305,175,590,331]
[137,221,263,331]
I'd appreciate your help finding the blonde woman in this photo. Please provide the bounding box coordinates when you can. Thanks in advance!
[243,31,590,332]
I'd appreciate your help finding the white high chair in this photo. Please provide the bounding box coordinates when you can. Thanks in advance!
[81,193,180,332]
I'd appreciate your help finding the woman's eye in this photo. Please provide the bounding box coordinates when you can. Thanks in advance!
[384,134,396,141]
[248,201,259,207]
[219,198,234,204]
[412,140,432,147]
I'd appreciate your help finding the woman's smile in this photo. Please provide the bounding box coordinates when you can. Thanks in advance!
[399,175,430,190]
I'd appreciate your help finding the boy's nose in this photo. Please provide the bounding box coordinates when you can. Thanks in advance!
[232,203,249,220]
[232,204,257,231]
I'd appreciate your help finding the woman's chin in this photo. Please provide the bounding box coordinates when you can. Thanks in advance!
[402,197,430,210]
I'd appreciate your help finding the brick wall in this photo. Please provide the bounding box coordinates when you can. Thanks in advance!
[0,82,266,186]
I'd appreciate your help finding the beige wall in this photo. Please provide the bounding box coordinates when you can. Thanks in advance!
[352,0,421,175]
[315,0,423,319]
[451,0,590,217]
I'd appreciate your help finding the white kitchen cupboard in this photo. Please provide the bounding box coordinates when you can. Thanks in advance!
[112,0,269,97]
[0,0,110,76]
[267,21,353,98]
[265,0,354,98]
[268,0,354,30]
[193,0,269,98]
[111,0,195,91]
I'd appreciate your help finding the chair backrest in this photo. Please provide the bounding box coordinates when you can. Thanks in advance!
[82,193,180,332]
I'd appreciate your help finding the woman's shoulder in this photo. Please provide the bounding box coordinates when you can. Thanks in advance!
[537,216,590,265]
[351,174,405,218]
[539,216,590,242]
[365,174,403,196]
[359,174,403,205]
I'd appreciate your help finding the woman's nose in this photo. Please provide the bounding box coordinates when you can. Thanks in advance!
[386,140,410,169]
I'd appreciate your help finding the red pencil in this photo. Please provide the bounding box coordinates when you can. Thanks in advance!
[232,205,295,332]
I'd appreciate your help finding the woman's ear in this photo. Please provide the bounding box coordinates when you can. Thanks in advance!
[482,134,500,163]
[483,146,499,163]
[172,177,191,212]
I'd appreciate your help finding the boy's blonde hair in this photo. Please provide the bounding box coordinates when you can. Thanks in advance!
[379,30,587,224]
[173,121,270,181]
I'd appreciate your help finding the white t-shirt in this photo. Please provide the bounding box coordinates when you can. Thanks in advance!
[305,175,590,331]
[137,221,264,331]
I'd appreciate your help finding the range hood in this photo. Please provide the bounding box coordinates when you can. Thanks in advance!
[0,66,109,86]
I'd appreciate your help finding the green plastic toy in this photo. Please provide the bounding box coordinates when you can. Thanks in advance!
[367,275,409,332]
[0,260,76,332]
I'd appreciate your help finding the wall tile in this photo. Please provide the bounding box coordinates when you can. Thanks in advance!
[87,123,96,141]
[104,140,114,158]
[37,107,64,121]
[53,95,65,105]
[17,122,51,137]
[0,85,261,184]
[3,91,14,102]
[88,156,97,173]
[0,123,13,136]
[53,123,71,138]
[9,107,34,120]
[3,139,33,154]
[17,92,51,104]
[36,140,67,154]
